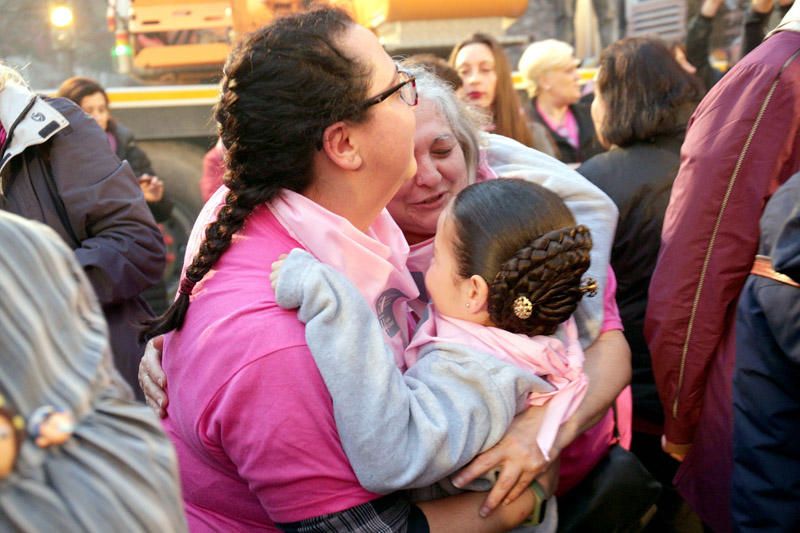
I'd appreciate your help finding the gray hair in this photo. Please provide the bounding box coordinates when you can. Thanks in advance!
[401,61,484,184]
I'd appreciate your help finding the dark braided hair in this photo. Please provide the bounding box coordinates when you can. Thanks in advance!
[450,179,593,336]
[143,8,372,340]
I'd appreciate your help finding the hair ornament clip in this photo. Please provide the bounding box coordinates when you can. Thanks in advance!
[580,277,598,297]
[513,296,534,320]
[28,405,75,448]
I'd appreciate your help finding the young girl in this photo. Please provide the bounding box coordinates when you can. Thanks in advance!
[271,178,595,529]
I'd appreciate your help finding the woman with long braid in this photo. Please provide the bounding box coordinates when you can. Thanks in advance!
[142,8,548,532]
[271,179,595,529]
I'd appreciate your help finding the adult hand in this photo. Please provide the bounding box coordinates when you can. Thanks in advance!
[139,174,165,203]
[139,335,168,417]
[451,405,550,518]
[661,435,691,462]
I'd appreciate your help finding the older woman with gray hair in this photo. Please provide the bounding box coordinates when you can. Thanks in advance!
[518,40,604,166]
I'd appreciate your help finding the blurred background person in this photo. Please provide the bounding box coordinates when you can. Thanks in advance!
[57,76,172,314]
[450,33,557,156]
[200,137,225,203]
[675,0,726,93]
[0,209,186,532]
[518,39,604,166]
[553,0,621,51]
[743,0,795,57]
[0,65,164,399]
[576,36,704,532]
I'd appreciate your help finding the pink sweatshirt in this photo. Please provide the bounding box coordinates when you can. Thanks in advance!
[161,199,378,531]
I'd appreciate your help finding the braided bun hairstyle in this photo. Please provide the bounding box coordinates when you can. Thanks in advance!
[450,179,593,336]
[143,8,372,340]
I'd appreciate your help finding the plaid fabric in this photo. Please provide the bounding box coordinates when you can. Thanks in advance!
[276,494,428,533]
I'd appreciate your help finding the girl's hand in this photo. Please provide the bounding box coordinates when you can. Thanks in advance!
[269,254,288,291]
[451,404,551,517]
[138,335,168,417]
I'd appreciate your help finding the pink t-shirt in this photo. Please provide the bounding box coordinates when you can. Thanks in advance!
[162,202,378,531]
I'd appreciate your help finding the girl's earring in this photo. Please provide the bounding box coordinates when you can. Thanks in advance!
[465,303,470,308]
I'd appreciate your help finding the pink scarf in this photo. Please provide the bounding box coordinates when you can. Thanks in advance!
[536,101,579,149]
[406,312,588,459]
[270,189,420,367]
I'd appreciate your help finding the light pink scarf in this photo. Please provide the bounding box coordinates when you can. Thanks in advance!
[270,189,420,367]
[406,312,588,459]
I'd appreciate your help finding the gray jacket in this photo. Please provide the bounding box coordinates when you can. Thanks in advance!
[276,249,552,494]
[0,82,165,394]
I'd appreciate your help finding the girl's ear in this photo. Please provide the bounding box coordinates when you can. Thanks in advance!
[465,274,490,315]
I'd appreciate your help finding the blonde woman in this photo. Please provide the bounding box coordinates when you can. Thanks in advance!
[519,39,604,165]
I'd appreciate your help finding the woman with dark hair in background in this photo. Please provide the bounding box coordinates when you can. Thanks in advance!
[450,33,556,156]
[56,77,173,223]
[57,76,173,314]
[576,36,704,531]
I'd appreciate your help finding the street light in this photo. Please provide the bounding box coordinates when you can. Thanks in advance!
[48,1,76,77]
[49,4,75,29]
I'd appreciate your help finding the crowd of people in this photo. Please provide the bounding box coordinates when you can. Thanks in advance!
[0,1,798,532]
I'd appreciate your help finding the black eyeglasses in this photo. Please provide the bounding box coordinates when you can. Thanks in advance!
[362,70,418,109]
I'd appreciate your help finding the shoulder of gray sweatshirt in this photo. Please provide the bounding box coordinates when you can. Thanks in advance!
[275,249,552,494]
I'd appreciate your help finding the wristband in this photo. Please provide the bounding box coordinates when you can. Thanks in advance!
[523,480,548,526]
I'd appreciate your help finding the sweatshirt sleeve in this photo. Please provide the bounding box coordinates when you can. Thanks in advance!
[484,133,618,347]
[275,249,541,493]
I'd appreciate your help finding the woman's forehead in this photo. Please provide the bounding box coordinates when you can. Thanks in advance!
[414,99,453,135]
